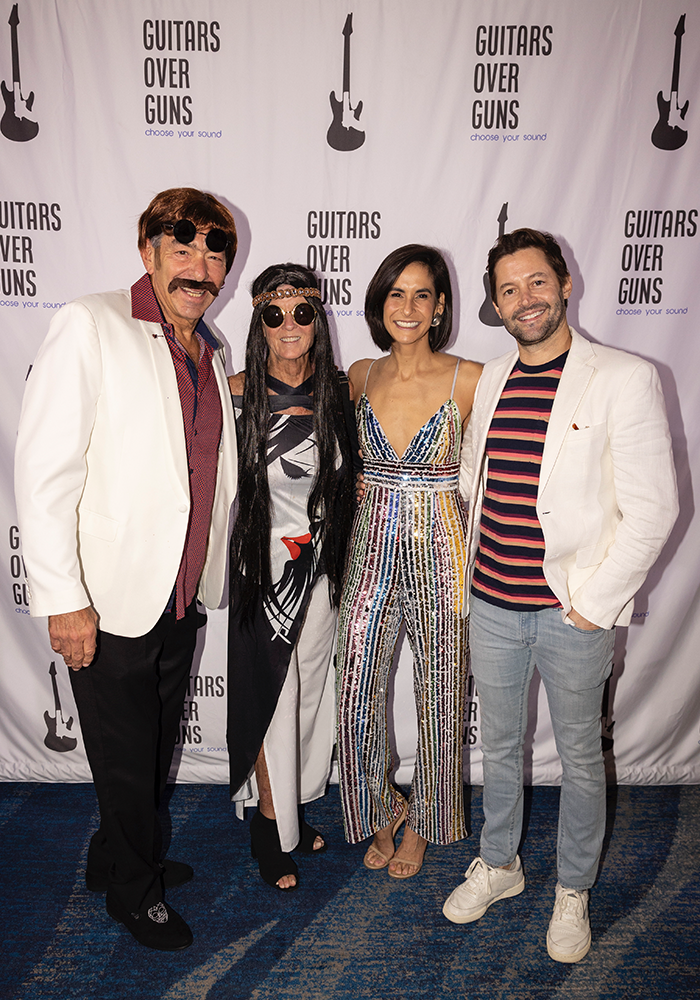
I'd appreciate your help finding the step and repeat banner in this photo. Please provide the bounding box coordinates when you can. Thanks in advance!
[1,0,698,785]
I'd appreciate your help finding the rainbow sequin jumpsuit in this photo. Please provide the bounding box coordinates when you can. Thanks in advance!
[337,361,469,845]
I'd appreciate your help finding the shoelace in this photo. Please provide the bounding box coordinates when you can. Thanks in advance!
[463,858,490,896]
[554,890,584,922]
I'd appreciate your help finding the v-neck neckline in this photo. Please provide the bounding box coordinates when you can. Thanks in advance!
[362,393,455,461]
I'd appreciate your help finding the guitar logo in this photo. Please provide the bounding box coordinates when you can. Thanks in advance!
[651,13,689,151]
[43,661,77,753]
[479,202,508,326]
[327,13,365,151]
[1,3,38,142]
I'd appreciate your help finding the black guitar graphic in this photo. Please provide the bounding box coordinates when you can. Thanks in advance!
[43,661,77,753]
[1,4,38,142]
[327,13,365,151]
[651,14,689,151]
[479,202,508,326]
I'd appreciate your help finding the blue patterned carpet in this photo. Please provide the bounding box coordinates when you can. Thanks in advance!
[1,782,698,999]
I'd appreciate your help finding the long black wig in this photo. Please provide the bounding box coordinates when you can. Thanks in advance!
[229,263,355,619]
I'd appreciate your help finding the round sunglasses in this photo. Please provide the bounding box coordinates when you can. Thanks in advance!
[262,302,316,328]
[162,218,230,253]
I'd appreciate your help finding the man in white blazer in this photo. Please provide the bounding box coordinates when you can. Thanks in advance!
[15,188,238,951]
[443,229,678,962]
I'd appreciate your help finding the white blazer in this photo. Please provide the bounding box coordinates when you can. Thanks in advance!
[15,288,238,637]
[460,328,678,628]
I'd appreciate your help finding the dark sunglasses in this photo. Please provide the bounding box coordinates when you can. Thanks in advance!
[162,218,230,253]
[262,302,316,328]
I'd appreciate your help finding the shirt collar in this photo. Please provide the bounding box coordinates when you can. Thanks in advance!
[130,273,219,350]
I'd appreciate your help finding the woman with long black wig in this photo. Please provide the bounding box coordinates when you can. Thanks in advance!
[227,263,356,891]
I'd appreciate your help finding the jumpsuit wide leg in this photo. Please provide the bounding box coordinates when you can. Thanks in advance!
[337,363,469,846]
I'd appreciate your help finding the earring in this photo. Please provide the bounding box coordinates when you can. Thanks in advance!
[430,315,440,327]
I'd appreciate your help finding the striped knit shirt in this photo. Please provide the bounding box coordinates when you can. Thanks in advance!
[471,350,569,611]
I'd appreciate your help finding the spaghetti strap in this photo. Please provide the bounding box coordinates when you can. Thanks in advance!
[450,358,461,398]
[364,358,378,394]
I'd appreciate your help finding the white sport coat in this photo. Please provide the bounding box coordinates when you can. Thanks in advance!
[14,286,238,637]
[459,328,678,628]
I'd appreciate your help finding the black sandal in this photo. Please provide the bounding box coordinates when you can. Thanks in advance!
[296,805,328,854]
[250,810,299,890]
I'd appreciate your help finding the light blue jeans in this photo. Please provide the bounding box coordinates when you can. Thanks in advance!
[469,596,615,890]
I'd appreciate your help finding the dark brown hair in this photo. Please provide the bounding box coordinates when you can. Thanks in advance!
[364,244,453,352]
[487,228,570,301]
[138,187,238,272]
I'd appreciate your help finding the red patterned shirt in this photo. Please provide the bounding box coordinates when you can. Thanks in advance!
[131,273,223,619]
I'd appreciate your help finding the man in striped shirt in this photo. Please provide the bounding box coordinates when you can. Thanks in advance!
[443,229,678,963]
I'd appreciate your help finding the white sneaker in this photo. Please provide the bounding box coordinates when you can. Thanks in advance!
[546,883,591,963]
[442,856,525,924]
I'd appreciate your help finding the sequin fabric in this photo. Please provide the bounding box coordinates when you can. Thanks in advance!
[337,373,469,845]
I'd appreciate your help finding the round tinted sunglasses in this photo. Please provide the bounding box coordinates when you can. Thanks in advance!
[162,218,230,253]
[262,302,316,328]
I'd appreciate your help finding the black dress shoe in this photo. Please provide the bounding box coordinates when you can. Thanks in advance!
[106,893,193,950]
[86,859,194,893]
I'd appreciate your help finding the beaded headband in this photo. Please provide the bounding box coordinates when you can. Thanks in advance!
[251,286,322,308]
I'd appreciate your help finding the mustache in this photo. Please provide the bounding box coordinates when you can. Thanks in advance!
[168,277,220,297]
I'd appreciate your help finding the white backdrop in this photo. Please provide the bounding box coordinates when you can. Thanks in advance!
[1,0,698,786]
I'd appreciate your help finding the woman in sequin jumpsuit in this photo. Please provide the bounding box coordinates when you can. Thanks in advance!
[337,245,482,877]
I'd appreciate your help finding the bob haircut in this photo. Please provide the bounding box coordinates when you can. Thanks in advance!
[487,228,570,302]
[364,244,453,352]
[138,187,238,272]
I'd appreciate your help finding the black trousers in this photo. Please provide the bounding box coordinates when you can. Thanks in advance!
[69,600,203,911]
